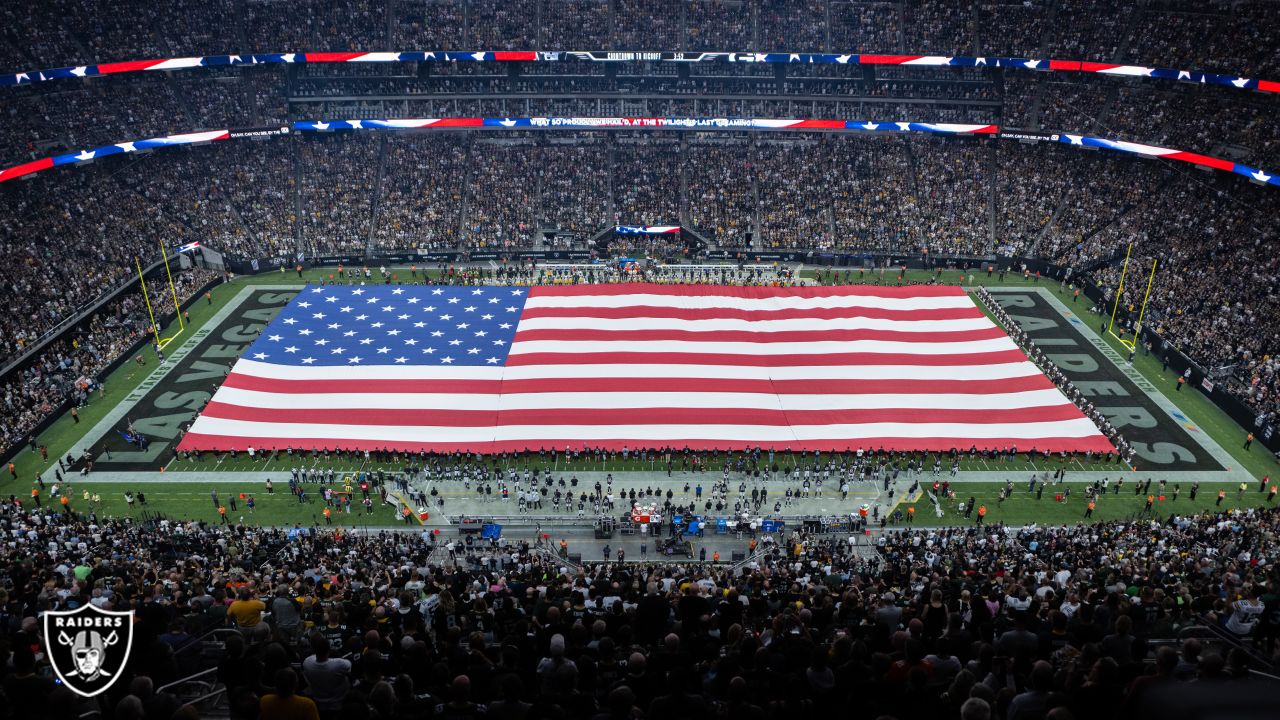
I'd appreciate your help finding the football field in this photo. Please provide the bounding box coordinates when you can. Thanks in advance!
[5,268,1276,533]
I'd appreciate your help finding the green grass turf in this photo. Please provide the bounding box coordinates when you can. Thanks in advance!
[888,479,1278,528]
[32,482,369,530]
[4,266,1275,529]
[31,479,1280,530]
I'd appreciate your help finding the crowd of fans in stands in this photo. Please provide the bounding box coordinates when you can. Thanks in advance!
[372,136,467,253]
[1038,150,1279,429]
[0,268,216,458]
[1,1,1278,451]
[463,143,540,250]
[1,480,1277,720]
[4,0,1278,77]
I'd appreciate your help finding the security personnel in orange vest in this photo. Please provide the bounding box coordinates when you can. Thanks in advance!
[1145,494,1155,514]
[1269,485,1277,503]
[976,505,987,524]
[907,506,915,523]
[59,495,70,514]
[712,551,720,562]
[30,488,39,507]
[323,507,332,524]
[1085,500,1095,519]
[218,505,228,523]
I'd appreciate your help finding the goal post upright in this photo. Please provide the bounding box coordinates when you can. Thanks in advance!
[159,238,185,335]
[136,256,161,345]
[1132,257,1158,342]
[1106,242,1133,343]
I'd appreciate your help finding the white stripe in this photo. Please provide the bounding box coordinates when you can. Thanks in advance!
[515,315,996,333]
[524,293,974,311]
[146,57,204,70]
[377,118,441,128]
[507,337,1018,356]
[1096,66,1154,77]
[186,417,1105,443]
[229,358,1044,382]
[349,52,403,62]
[209,388,1071,412]
[230,359,505,380]
[922,123,993,134]
[155,130,228,145]
[1106,139,1178,157]
[901,56,953,65]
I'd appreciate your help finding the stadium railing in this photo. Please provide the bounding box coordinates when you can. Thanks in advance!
[1187,615,1277,673]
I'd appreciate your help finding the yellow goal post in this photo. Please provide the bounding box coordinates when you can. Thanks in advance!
[1106,242,1158,352]
[135,239,187,351]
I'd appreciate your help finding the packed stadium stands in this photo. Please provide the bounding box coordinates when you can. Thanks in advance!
[2,485,1278,719]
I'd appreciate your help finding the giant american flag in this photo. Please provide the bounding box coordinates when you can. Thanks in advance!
[177,283,1115,454]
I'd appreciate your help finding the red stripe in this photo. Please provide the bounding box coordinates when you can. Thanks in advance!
[1077,62,1121,72]
[1259,80,1280,93]
[0,156,54,183]
[971,125,999,135]
[200,403,1086,428]
[177,434,1117,455]
[305,52,364,62]
[791,120,849,130]
[430,118,485,127]
[858,55,925,65]
[511,326,1009,344]
[519,304,984,322]
[527,283,966,299]
[223,373,1052,397]
[97,59,167,74]
[1050,59,1083,71]
[505,349,1032,367]
[493,51,538,61]
[1165,150,1234,172]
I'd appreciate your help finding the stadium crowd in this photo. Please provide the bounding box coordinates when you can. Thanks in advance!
[1,480,1278,720]
[0,268,217,458]
[1,1,1276,77]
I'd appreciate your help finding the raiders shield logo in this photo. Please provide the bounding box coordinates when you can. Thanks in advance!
[43,605,135,698]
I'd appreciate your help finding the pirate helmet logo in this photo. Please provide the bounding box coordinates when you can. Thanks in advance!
[43,605,134,697]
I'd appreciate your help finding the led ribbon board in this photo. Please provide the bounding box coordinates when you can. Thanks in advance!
[3,51,1276,93]
[2,119,1276,189]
